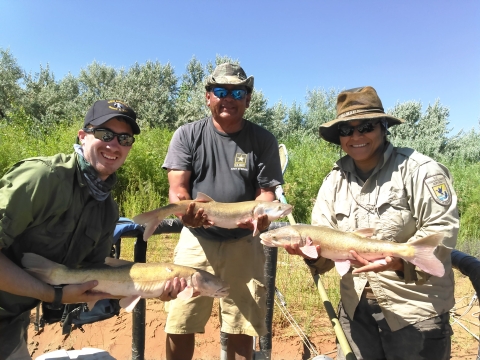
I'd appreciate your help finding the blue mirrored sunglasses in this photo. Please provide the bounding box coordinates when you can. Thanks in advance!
[211,87,247,100]
[83,128,135,146]
[338,120,380,137]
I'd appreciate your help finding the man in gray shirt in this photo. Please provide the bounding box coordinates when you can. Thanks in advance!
[162,63,284,360]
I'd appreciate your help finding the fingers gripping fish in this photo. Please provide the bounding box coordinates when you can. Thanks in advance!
[133,192,293,241]
[260,224,446,277]
[21,253,230,312]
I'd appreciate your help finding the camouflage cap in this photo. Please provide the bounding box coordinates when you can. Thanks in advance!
[205,63,254,92]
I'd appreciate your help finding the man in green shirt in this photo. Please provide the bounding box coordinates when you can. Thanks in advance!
[0,100,146,359]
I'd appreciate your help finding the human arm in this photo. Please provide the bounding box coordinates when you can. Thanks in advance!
[350,251,404,274]
[167,169,213,228]
[400,161,459,283]
[0,249,112,304]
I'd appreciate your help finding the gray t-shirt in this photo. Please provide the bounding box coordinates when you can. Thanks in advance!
[162,116,284,241]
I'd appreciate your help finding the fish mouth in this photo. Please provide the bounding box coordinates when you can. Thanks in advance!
[213,285,230,298]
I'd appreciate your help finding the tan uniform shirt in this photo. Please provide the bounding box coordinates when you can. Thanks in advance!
[309,143,458,331]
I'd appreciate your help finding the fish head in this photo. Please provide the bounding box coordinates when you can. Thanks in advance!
[257,203,293,221]
[191,270,230,298]
[259,226,302,247]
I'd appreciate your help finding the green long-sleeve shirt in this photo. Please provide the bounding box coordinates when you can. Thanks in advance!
[0,152,119,316]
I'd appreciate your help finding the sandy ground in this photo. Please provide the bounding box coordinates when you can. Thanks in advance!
[27,294,478,360]
[27,298,337,360]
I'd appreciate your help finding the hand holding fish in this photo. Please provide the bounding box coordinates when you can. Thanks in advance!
[158,277,192,301]
[61,280,114,304]
[349,251,404,274]
[283,238,320,260]
[260,225,446,277]
[237,213,270,233]
[133,192,292,241]
[180,201,214,228]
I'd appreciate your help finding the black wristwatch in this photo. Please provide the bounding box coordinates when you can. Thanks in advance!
[50,285,64,310]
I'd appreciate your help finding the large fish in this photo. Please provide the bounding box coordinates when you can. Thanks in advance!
[21,253,230,312]
[133,192,293,240]
[259,224,446,277]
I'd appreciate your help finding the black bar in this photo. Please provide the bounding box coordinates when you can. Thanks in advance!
[451,249,480,295]
[132,235,147,360]
[259,246,277,360]
[153,219,184,234]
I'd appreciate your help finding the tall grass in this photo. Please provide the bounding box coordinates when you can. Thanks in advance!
[1,123,478,346]
[0,124,478,245]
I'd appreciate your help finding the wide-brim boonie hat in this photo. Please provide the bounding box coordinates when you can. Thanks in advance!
[205,63,254,92]
[319,86,404,145]
[84,100,140,134]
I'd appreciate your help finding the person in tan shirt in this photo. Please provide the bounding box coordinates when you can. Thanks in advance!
[285,86,458,360]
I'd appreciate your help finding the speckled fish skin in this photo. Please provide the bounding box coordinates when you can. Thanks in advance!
[21,253,230,310]
[133,192,293,240]
[260,224,445,277]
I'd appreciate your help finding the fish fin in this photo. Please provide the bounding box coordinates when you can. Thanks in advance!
[252,220,260,237]
[104,257,134,267]
[176,285,194,300]
[405,233,445,277]
[195,192,214,202]
[334,260,351,277]
[352,228,376,238]
[133,204,178,241]
[120,295,142,312]
[300,245,318,259]
[21,253,66,285]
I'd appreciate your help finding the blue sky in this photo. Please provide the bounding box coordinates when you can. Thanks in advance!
[1,0,479,134]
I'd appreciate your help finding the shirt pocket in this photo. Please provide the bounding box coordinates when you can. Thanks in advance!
[376,187,413,240]
[46,217,76,237]
[85,226,103,247]
[334,201,352,231]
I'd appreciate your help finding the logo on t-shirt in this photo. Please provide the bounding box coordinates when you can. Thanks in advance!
[425,174,452,206]
[234,153,247,168]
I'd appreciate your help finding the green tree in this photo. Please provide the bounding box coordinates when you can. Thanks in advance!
[0,48,23,119]
[115,61,178,129]
[304,88,338,137]
[388,100,453,159]
[175,56,209,127]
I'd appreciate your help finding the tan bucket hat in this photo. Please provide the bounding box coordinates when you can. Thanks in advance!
[205,63,254,92]
[319,86,404,145]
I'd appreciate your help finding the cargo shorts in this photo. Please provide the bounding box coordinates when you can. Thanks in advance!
[164,227,267,337]
[336,296,453,360]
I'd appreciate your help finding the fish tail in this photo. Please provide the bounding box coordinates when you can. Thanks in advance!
[21,253,66,285]
[133,204,178,241]
[404,233,445,277]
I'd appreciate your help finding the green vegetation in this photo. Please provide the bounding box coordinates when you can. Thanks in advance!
[1,47,478,346]
[0,46,479,245]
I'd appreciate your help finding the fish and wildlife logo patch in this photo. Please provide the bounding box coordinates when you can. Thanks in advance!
[234,153,247,168]
[425,174,452,206]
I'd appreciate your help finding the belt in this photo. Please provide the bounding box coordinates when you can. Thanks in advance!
[362,287,377,300]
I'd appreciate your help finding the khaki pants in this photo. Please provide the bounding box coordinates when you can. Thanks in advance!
[165,227,267,337]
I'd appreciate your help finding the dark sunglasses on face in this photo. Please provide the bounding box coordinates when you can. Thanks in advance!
[338,120,380,137]
[211,87,247,100]
[83,127,135,146]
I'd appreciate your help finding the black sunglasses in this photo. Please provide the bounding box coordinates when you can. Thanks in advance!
[211,87,247,100]
[83,128,135,146]
[338,121,380,137]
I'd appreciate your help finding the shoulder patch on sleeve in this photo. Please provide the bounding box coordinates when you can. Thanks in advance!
[424,174,452,206]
